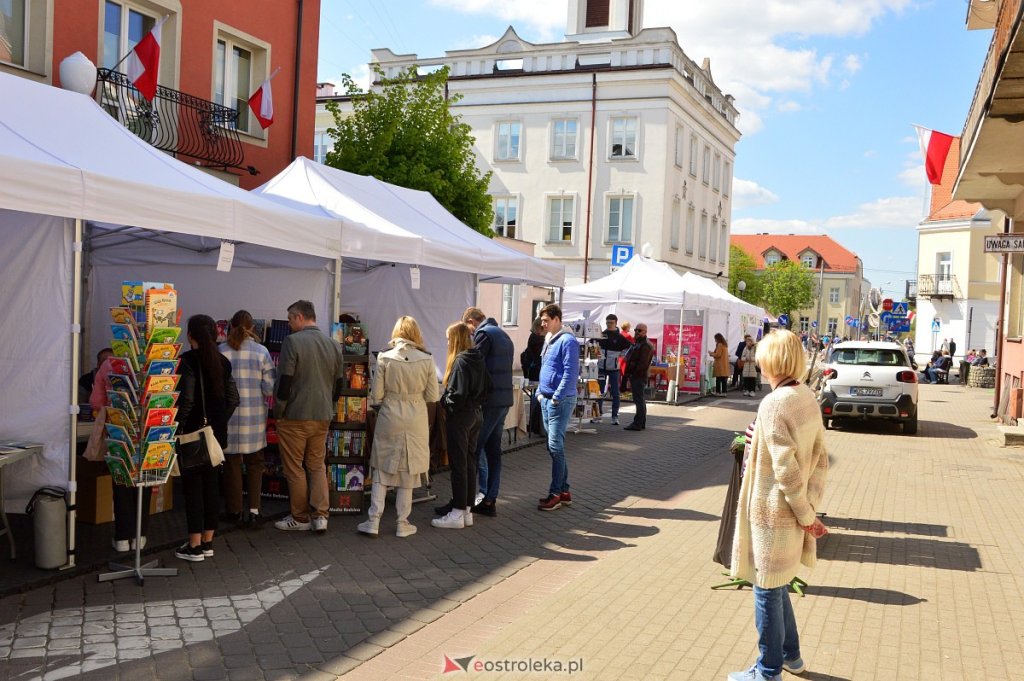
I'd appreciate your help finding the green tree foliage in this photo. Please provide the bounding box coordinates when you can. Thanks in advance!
[759,260,815,327]
[728,244,761,303]
[325,66,494,235]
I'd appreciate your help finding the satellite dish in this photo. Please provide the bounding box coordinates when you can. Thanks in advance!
[641,242,654,258]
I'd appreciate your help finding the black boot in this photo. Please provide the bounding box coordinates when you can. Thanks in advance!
[434,500,454,516]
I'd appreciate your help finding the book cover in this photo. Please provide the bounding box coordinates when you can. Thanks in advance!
[335,397,346,423]
[331,322,345,345]
[148,327,181,345]
[145,342,181,361]
[252,319,267,343]
[145,391,179,409]
[346,431,365,457]
[121,281,144,308]
[341,464,366,491]
[105,407,136,434]
[349,363,367,391]
[104,455,135,487]
[144,374,180,395]
[110,306,136,326]
[266,319,291,348]
[215,320,230,343]
[106,390,137,419]
[146,359,179,376]
[144,407,177,429]
[144,424,178,442]
[108,374,139,404]
[110,323,139,345]
[108,357,133,376]
[105,438,137,468]
[104,422,133,444]
[345,397,367,424]
[146,288,178,333]
[110,340,141,373]
[342,323,369,355]
[140,441,175,471]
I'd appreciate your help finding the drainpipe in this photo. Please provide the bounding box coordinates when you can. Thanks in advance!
[290,0,304,161]
[994,215,1010,418]
[583,72,597,282]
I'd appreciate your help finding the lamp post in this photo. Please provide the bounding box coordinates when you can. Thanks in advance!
[737,280,747,300]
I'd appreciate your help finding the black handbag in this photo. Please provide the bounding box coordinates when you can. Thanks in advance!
[176,363,224,472]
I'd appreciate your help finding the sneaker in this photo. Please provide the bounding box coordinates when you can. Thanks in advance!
[112,539,129,552]
[472,500,497,517]
[174,542,204,562]
[589,417,602,424]
[312,517,328,534]
[782,658,806,674]
[474,492,485,506]
[623,424,642,431]
[200,541,214,557]
[245,511,260,528]
[274,515,311,531]
[357,520,379,537]
[537,494,562,512]
[611,418,619,425]
[727,667,780,681]
[434,501,454,516]
[431,509,466,529]
[130,536,147,551]
[395,521,417,538]
[464,509,474,527]
[559,491,573,506]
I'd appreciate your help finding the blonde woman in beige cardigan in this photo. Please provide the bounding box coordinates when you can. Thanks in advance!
[729,329,828,681]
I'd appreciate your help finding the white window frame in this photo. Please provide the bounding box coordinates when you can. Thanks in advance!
[723,161,732,198]
[719,222,728,266]
[502,284,520,327]
[493,195,519,239]
[698,211,708,260]
[213,23,271,141]
[674,125,684,167]
[801,253,816,268]
[605,194,635,244]
[712,152,721,192]
[702,144,711,184]
[765,252,781,267]
[829,287,840,304]
[670,199,681,251]
[546,195,576,243]
[313,129,331,164]
[550,118,578,161]
[103,1,158,72]
[800,317,810,333]
[609,116,638,160]
[827,318,838,335]
[709,217,719,263]
[689,134,699,176]
[495,120,522,162]
[685,204,696,255]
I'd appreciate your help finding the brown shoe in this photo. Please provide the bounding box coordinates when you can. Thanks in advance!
[537,494,562,512]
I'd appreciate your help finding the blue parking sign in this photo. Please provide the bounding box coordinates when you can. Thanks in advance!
[611,245,634,267]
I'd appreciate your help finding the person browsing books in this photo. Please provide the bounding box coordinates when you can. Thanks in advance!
[79,347,113,411]
[272,301,345,534]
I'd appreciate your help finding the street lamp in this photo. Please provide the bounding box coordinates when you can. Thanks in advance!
[737,280,746,300]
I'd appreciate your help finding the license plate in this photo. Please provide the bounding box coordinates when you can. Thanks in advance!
[851,387,882,397]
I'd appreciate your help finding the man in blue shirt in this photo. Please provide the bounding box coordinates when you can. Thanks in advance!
[537,304,579,512]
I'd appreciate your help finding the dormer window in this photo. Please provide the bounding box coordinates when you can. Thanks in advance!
[801,252,818,268]
[764,251,781,267]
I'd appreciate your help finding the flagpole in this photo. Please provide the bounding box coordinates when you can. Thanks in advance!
[108,15,169,73]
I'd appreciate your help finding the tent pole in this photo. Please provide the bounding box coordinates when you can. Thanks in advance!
[66,217,84,570]
[673,298,684,404]
[332,257,343,324]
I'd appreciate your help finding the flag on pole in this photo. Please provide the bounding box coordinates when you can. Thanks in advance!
[124,17,167,101]
[913,125,955,185]
[248,76,275,129]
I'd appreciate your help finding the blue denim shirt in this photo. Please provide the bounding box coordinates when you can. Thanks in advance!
[538,329,580,402]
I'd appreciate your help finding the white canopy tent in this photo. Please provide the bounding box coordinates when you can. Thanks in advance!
[253,157,565,361]
[0,72,344,569]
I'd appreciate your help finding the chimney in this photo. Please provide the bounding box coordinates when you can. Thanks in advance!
[316,82,336,97]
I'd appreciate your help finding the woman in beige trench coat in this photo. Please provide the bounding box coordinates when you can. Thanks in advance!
[357,316,439,538]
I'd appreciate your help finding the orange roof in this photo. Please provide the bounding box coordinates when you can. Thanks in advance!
[731,234,861,273]
[926,136,981,222]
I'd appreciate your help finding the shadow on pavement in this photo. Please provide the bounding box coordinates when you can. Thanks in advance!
[823,516,949,537]
[604,506,719,522]
[802,672,853,681]
[806,585,927,606]
[819,533,981,571]
[830,418,977,439]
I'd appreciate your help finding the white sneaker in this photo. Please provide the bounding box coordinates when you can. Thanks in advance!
[396,521,417,538]
[464,508,474,527]
[474,492,485,506]
[312,517,328,534]
[431,509,465,529]
[274,515,311,531]
[112,539,129,552]
[611,418,619,425]
[357,520,379,536]
[130,536,146,551]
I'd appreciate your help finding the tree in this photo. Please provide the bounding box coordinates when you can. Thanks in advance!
[325,66,494,235]
[759,260,815,328]
[728,244,761,303]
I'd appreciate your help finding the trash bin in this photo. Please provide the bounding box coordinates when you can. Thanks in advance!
[26,487,67,569]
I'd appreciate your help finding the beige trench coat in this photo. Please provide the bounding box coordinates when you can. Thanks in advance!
[369,338,439,477]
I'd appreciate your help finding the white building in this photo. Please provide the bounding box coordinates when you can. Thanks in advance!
[362,0,741,285]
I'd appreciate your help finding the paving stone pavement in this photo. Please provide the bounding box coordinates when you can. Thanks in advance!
[1,385,1020,680]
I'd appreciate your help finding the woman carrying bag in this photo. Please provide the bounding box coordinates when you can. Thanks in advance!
[175,315,239,562]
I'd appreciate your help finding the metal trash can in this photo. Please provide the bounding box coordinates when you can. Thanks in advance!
[26,487,67,569]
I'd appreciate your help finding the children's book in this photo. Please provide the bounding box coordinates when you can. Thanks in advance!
[108,357,134,376]
[144,407,177,429]
[145,391,179,410]
[331,322,345,345]
[121,281,144,308]
[105,455,135,487]
[111,323,139,345]
[105,406,136,434]
[141,441,175,471]
[148,327,181,345]
[146,359,179,376]
[105,438,137,468]
[145,342,180,362]
[144,374,180,395]
[110,340,141,372]
[144,424,178,442]
[108,375,139,403]
[104,422,133,444]
[345,397,367,424]
[342,323,369,355]
[106,390,137,419]
[341,464,366,491]
[349,363,368,390]
[145,288,178,333]
[110,306,137,326]
[215,320,230,343]
[335,397,346,423]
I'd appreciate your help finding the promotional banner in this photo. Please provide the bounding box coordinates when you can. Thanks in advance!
[663,323,704,394]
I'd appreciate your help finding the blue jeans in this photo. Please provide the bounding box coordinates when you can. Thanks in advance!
[596,370,621,418]
[539,395,575,496]
[753,585,801,678]
[477,405,510,501]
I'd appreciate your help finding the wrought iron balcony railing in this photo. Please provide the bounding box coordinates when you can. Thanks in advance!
[96,68,246,172]
[906,279,917,300]
[917,273,961,299]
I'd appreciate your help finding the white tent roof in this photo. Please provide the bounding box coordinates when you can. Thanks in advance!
[254,157,565,287]
[0,71,341,257]
[679,271,764,317]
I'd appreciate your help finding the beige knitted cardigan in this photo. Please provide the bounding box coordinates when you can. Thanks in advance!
[731,382,829,589]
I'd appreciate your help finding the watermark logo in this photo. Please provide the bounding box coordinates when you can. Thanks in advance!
[442,654,583,675]
[443,655,477,674]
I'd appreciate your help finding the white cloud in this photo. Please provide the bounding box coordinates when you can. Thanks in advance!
[732,218,820,235]
[899,165,927,189]
[349,63,371,93]
[777,100,801,112]
[823,196,925,230]
[843,54,862,74]
[452,34,502,50]
[732,178,779,209]
[429,0,564,41]
[863,150,878,158]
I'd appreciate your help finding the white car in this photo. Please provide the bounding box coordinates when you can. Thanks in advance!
[818,341,919,435]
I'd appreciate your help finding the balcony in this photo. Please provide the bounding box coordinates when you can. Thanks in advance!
[916,274,961,300]
[96,68,248,173]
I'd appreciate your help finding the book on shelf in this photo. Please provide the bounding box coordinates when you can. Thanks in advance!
[143,424,178,442]
[105,438,136,468]
[120,281,144,308]
[145,342,181,362]
[110,306,137,327]
[108,357,134,376]
[145,288,178,334]
[215,320,230,343]
[265,319,291,348]
[330,322,345,345]
[345,431,365,457]
[107,390,137,420]
[110,322,139,346]
[345,397,367,424]
[148,327,181,345]
[107,375,138,403]
[146,359,179,376]
[335,397,346,423]
[144,407,177,429]
[345,363,368,391]
[340,323,369,356]
[104,422,134,444]
[110,340,141,373]
[105,455,135,487]
[140,441,175,471]
[145,391,179,409]
[329,463,366,491]
[143,374,180,395]
[252,318,268,343]
[105,407,136,435]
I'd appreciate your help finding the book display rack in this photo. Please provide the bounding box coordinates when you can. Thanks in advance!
[327,321,370,514]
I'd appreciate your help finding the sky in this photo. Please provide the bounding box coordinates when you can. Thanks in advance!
[317,0,992,300]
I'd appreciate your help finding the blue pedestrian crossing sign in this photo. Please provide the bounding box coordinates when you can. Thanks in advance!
[611,244,634,267]
[931,318,941,332]
[891,301,908,316]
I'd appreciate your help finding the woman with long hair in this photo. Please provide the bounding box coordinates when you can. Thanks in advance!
[175,314,239,562]
[432,322,490,529]
[219,310,276,525]
[709,332,730,396]
[358,316,438,538]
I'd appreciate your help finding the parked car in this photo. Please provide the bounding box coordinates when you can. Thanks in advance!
[818,340,919,435]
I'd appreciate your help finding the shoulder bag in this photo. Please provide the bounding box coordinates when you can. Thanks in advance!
[176,362,225,471]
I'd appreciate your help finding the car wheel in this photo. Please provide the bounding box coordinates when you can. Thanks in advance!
[902,415,918,435]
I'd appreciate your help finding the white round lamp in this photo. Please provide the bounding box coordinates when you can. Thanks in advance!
[60,52,97,96]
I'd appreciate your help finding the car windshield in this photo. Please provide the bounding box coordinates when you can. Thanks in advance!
[833,348,908,367]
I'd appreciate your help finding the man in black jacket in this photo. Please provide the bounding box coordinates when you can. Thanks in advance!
[593,314,632,425]
[623,324,654,431]
[731,338,746,389]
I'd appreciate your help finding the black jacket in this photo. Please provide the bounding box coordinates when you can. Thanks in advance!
[624,338,655,379]
[521,332,545,381]
[177,350,240,448]
[734,341,746,359]
[474,318,515,409]
[598,329,632,372]
[442,347,491,413]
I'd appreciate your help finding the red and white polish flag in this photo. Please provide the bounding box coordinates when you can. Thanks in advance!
[125,17,166,101]
[248,77,275,129]
[913,125,955,185]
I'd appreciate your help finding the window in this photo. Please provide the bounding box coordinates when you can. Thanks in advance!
[610,116,637,158]
[801,253,817,268]
[502,285,519,326]
[698,212,708,259]
[685,205,695,254]
[765,252,781,267]
[719,222,728,265]
[212,26,270,138]
[670,199,681,250]
[313,130,331,164]
[723,161,732,197]
[496,121,521,161]
[103,1,157,71]
[709,218,719,263]
[937,252,952,279]
[548,196,574,242]
[689,135,698,176]
[0,0,25,66]
[605,195,634,244]
[702,144,711,184]
[712,153,721,191]
[493,196,518,238]
[829,287,840,304]
[799,316,810,333]
[585,0,610,27]
[827,318,838,335]
[674,126,684,167]
[551,119,578,160]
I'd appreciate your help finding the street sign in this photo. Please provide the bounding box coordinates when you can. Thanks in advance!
[811,320,818,328]
[931,318,941,332]
[883,298,893,312]
[611,244,634,267]
[984,234,1024,253]
[880,311,893,325]
[891,320,911,333]
[778,314,789,327]
[844,315,854,325]
[891,301,908,316]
